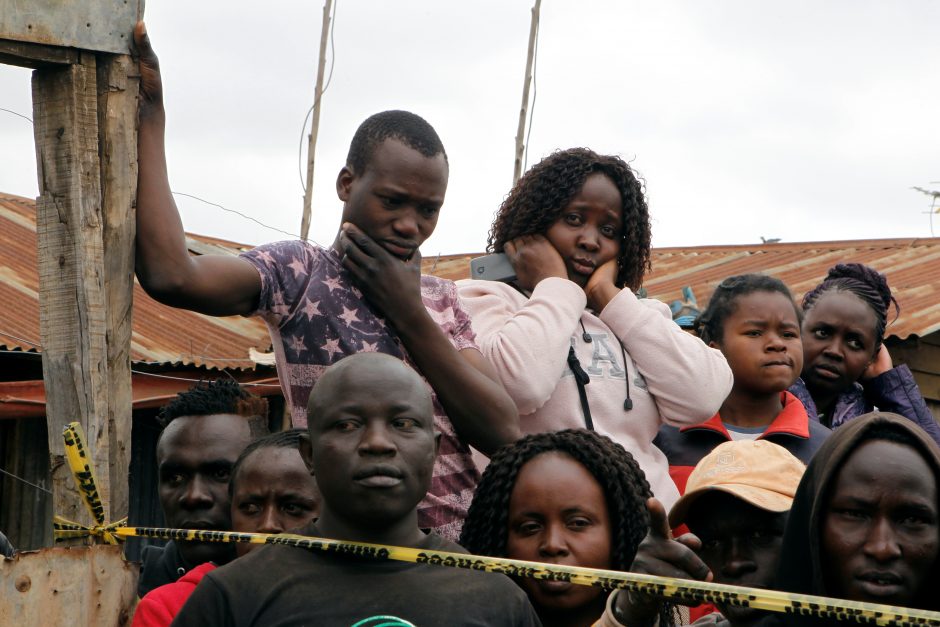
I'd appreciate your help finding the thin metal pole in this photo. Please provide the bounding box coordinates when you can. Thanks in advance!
[513,0,541,185]
[300,0,334,241]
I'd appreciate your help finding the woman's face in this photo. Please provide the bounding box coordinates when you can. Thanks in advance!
[801,290,878,396]
[506,452,613,614]
[821,439,939,606]
[544,173,623,287]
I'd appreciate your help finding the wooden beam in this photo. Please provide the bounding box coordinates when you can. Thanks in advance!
[512,0,541,185]
[96,53,138,523]
[31,52,111,532]
[0,39,78,68]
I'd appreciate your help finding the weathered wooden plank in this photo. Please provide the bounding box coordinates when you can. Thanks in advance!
[96,53,138,522]
[31,52,111,531]
[0,39,79,68]
[0,0,144,55]
[0,545,137,626]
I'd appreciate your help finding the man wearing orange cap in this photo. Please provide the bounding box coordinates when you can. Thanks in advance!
[597,439,806,627]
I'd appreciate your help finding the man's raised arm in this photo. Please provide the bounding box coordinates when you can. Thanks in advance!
[134,22,261,317]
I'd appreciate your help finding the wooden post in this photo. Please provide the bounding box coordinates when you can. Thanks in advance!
[300,0,334,242]
[512,0,541,185]
[30,49,137,535]
[96,53,138,522]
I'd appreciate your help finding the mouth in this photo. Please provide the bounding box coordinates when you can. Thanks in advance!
[811,362,842,380]
[570,257,596,276]
[856,572,905,598]
[381,240,417,259]
[534,579,574,596]
[353,464,405,488]
[762,360,793,369]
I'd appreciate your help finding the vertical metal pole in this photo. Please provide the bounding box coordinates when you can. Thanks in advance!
[300,0,334,242]
[513,0,541,185]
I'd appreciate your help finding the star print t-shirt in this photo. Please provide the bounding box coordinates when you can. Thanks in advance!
[241,240,480,538]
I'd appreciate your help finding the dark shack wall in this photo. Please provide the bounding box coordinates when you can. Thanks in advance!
[0,417,52,550]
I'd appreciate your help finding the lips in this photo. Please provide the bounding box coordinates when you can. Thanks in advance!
[856,571,905,599]
[381,240,417,259]
[811,362,842,380]
[179,520,222,531]
[762,360,793,368]
[570,257,596,276]
[353,464,404,488]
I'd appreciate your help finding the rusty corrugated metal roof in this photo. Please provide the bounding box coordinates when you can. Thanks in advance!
[0,192,271,370]
[419,238,940,340]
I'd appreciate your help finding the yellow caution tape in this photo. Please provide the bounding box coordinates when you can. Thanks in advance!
[114,526,940,626]
[57,419,940,624]
[54,422,126,544]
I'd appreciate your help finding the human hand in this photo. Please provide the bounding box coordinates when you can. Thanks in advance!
[613,499,712,622]
[337,223,425,327]
[503,235,567,292]
[862,344,893,380]
[133,22,164,114]
[584,258,620,312]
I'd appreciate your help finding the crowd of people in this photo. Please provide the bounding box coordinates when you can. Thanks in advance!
[22,22,940,626]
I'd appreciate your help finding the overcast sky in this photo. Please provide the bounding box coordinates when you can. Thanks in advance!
[2,1,939,256]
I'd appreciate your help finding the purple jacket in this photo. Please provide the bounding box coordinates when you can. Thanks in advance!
[789,364,940,446]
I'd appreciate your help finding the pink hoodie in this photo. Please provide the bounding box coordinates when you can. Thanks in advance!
[457,277,732,510]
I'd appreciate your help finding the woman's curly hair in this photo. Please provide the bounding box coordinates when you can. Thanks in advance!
[459,429,652,573]
[487,148,652,291]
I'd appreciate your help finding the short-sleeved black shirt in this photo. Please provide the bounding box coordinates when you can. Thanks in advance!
[171,524,541,627]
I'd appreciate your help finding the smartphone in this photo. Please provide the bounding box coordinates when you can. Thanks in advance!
[470,253,516,282]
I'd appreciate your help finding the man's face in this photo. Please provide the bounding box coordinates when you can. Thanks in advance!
[687,492,787,626]
[156,413,251,565]
[231,445,320,557]
[336,138,448,260]
[822,439,939,606]
[302,362,439,531]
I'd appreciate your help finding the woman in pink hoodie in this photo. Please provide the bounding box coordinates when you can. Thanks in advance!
[457,148,732,511]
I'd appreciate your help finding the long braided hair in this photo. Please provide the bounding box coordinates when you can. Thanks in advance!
[486,148,652,291]
[459,429,652,572]
[801,263,900,352]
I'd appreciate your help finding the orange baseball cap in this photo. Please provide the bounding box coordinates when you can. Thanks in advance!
[668,440,806,528]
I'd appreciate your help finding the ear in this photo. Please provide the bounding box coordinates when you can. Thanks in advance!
[707,340,720,350]
[298,431,315,476]
[336,166,355,202]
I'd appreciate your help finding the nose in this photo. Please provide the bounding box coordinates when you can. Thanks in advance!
[766,332,786,352]
[392,211,419,239]
[862,517,902,563]
[254,506,285,535]
[538,523,570,558]
[576,228,600,252]
[819,336,844,361]
[180,476,213,510]
[358,422,396,456]
[720,538,758,579]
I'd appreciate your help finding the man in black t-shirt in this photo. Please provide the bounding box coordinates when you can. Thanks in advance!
[172,353,539,626]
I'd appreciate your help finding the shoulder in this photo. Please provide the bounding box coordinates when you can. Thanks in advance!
[240,239,324,268]
[456,278,525,301]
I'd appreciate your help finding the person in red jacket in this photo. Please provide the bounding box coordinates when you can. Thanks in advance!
[656,274,830,498]
[132,429,320,627]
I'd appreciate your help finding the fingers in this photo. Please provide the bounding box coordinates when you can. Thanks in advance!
[340,223,380,259]
[133,21,159,66]
[646,498,672,540]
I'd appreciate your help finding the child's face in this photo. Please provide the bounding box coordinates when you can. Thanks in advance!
[336,138,448,261]
[801,290,878,395]
[544,173,623,288]
[714,291,803,395]
[231,446,320,557]
[505,452,612,614]
[821,439,939,606]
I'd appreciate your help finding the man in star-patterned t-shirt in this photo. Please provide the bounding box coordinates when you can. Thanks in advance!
[241,240,483,538]
[134,41,521,544]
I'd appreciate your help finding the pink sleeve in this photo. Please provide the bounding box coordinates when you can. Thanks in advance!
[458,277,585,415]
[599,288,733,426]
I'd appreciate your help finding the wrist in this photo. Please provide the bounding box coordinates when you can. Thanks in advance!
[589,283,620,311]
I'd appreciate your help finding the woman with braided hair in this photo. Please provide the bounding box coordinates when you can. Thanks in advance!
[457,148,732,512]
[789,263,940,445]
[459,429,656,627]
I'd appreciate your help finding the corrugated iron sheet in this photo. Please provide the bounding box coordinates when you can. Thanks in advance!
[0,192,271,370]
[419,238,940,340]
